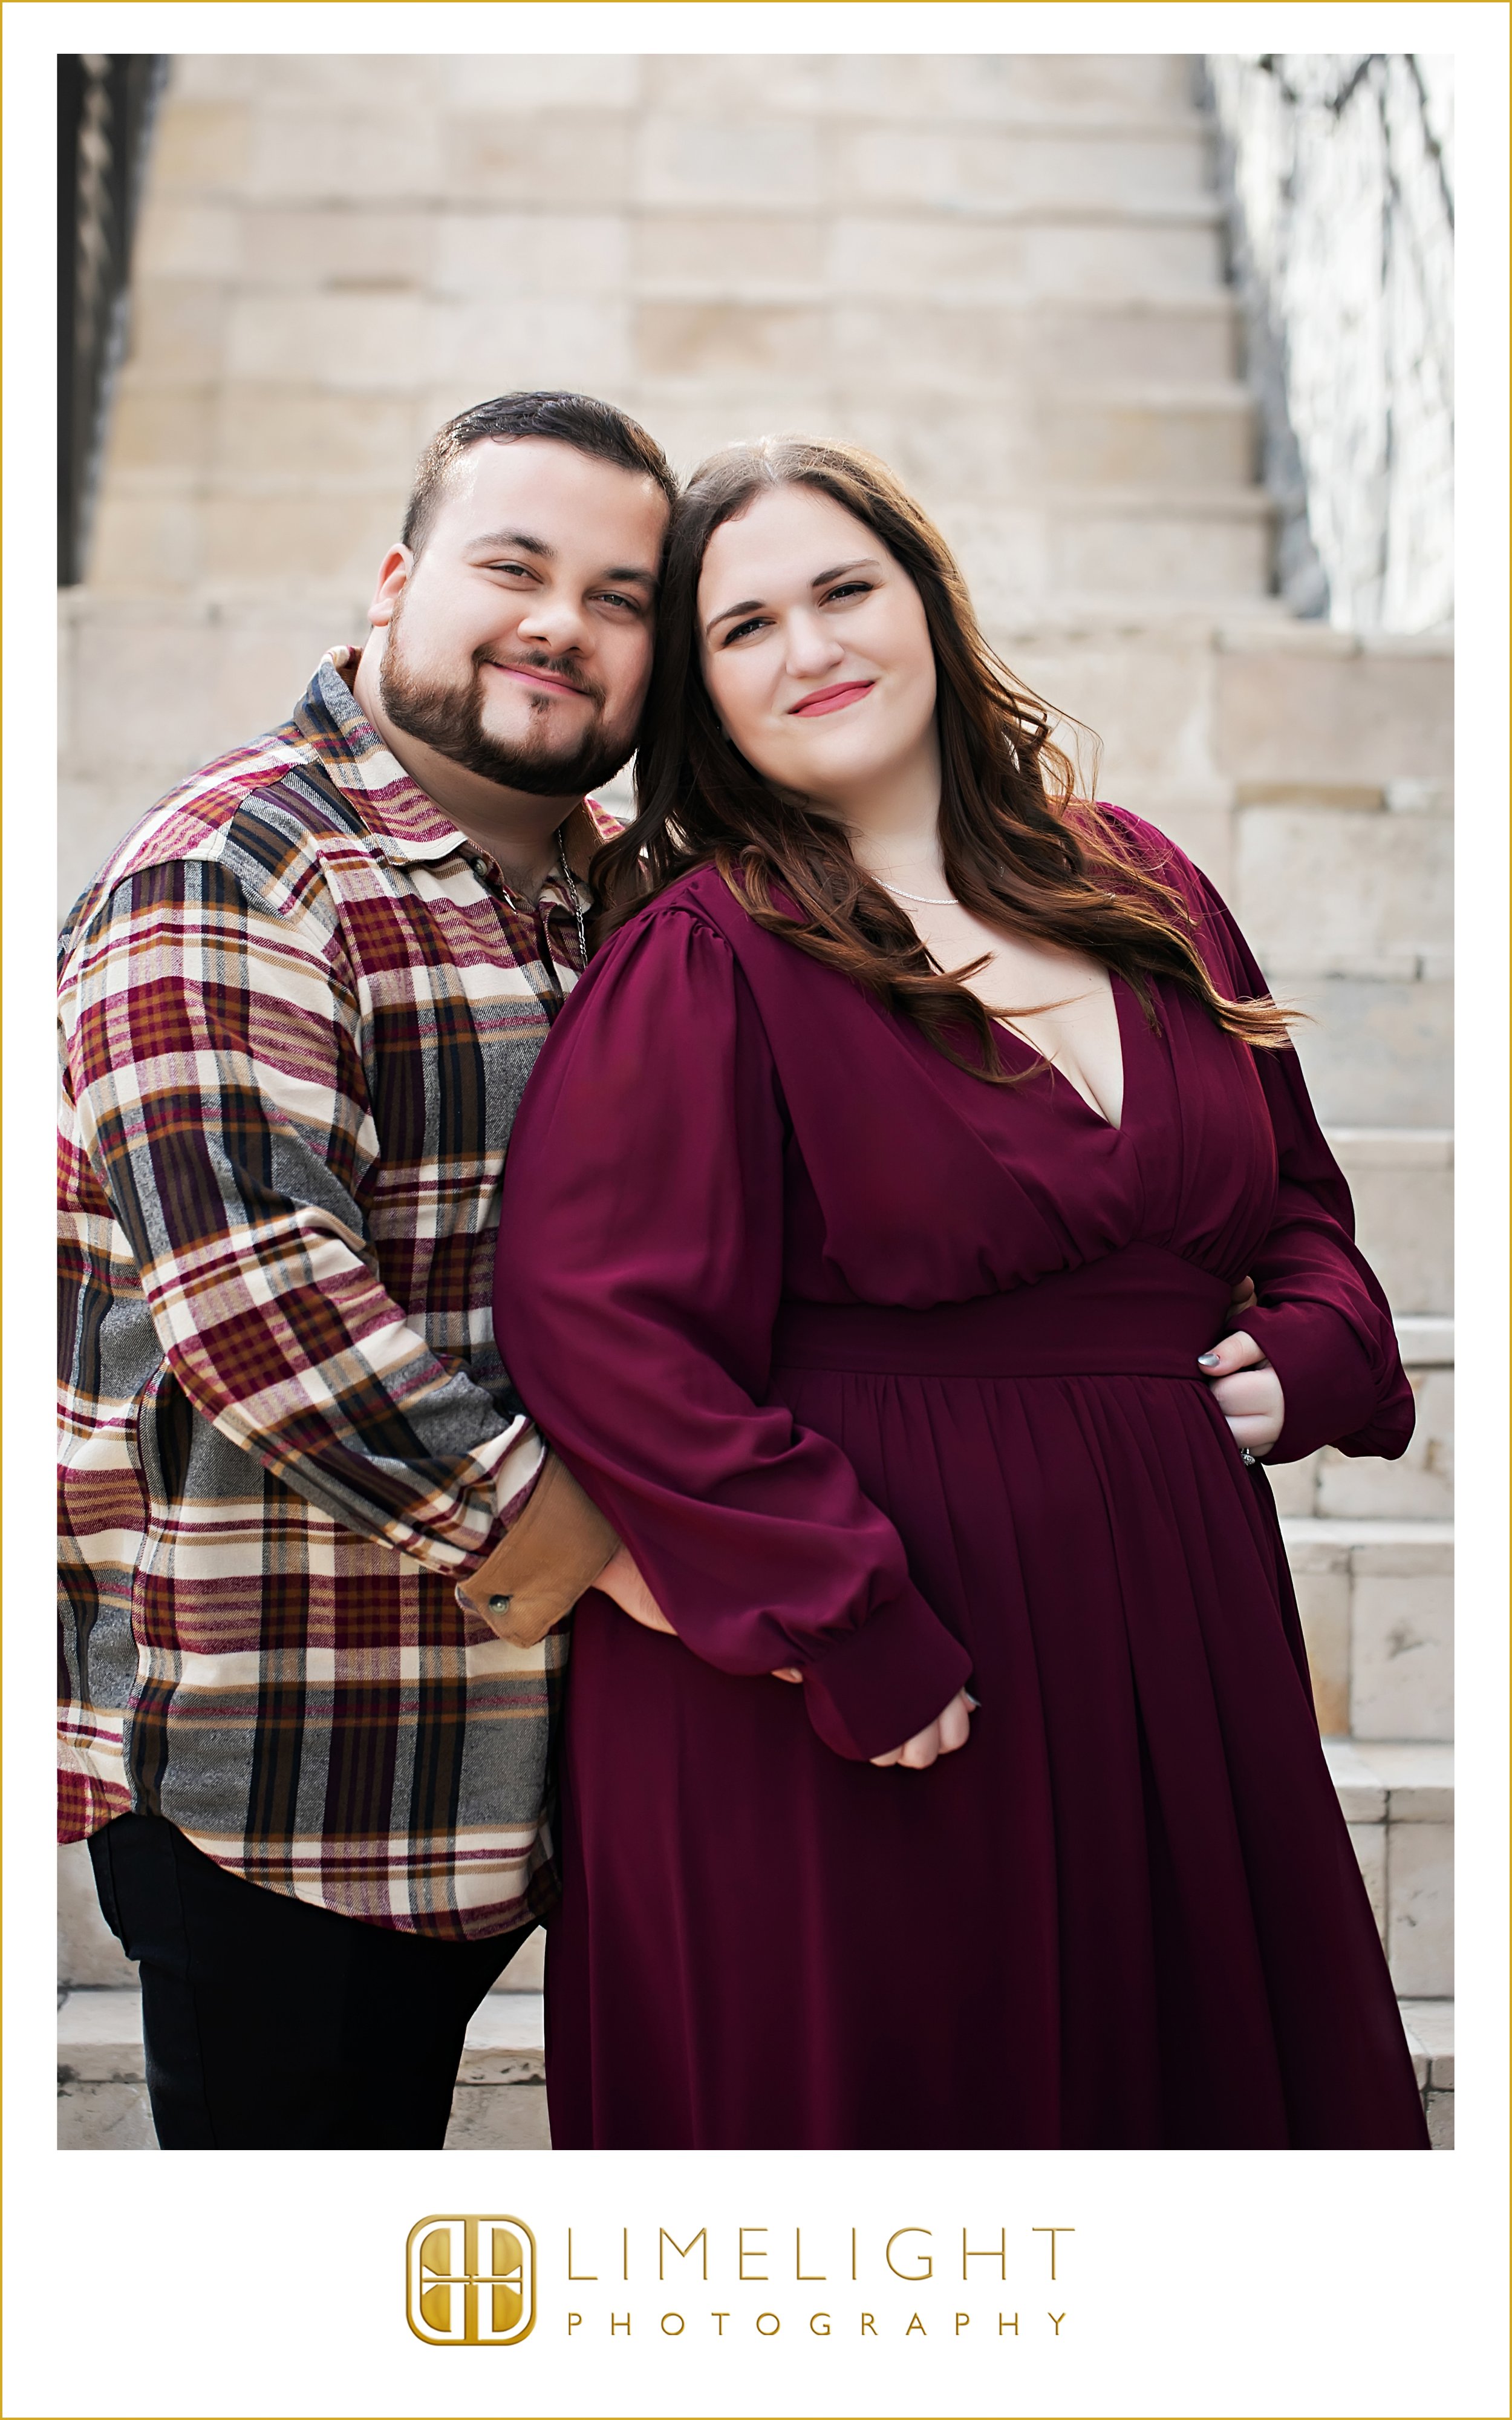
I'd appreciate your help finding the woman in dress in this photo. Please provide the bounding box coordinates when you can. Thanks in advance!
[494,437,1430,2151]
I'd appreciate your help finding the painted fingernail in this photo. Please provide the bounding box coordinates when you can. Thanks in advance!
[1197,1350,1219,1366]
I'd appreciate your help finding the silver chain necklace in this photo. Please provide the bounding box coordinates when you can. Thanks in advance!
[876,877,957,906]
[556,825,589,973]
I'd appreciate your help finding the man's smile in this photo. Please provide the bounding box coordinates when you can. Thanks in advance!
[486,658,593,701]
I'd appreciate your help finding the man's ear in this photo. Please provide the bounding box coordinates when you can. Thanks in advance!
[367,543,413,630]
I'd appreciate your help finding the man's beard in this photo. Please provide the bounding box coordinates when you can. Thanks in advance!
[377,618,636,799]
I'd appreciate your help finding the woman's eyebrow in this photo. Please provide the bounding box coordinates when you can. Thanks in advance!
[704,595,764,636]
[810,555,882,584]
[703,558,884,637]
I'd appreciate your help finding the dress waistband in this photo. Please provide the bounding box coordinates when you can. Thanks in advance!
[771,1245,1233,1380]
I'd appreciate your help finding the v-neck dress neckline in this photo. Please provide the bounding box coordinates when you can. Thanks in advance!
[988,966,1133,1135]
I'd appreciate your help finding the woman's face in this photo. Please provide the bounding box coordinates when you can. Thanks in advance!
[696,483,939,809]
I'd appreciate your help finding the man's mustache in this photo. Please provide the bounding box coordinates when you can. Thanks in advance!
[478,647,605,708]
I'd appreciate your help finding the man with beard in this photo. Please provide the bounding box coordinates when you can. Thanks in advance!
[57,393,672,2148]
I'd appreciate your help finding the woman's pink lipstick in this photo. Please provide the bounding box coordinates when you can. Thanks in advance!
[790,680,875,718]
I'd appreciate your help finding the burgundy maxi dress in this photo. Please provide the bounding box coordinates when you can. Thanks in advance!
[495,809,1429,2150]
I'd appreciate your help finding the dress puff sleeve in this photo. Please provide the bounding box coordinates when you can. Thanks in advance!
[1107,809,1415,1466]
[492,898,972,1761]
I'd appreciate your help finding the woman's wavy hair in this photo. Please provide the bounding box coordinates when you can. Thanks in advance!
[592,436,1294,1078]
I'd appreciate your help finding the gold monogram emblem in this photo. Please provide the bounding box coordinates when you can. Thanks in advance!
[406,2215,536,2347]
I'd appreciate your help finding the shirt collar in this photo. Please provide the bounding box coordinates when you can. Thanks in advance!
[293,647,625,879]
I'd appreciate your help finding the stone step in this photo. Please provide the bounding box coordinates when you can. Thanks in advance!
[937,495,1275,623]
[631,57,1211,133]
[54,1980,1453,2149]
[630,297,1243,397]
[1276,1336,1454,1526]
[840,385,1258,498]
[1329,1131,1453,1319]
[624,204,1230,306]
[1283,1522,1453,1745]
[157,88,1216,220]
[1392,1316,1454,1364]
[1269,1316,1455,1534]
[637,124,1216,218]
[169,50,1208,129]
[170,197,1230,306]
[1236,806,1451,986]
[1321,1739,1454,2001]
[996,623,1453,877]
[97,293,1246,485]
[108,379,1262,500]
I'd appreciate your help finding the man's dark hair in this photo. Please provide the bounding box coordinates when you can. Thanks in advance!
[401,391,678,555]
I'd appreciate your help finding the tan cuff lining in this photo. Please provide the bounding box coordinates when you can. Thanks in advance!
[454,1453,619,1648]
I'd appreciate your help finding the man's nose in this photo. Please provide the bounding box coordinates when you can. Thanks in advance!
[784,611,844,678]
[515,589,588,655]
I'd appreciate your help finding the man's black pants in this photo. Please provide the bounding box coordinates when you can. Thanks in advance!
[88,1812,536,2150]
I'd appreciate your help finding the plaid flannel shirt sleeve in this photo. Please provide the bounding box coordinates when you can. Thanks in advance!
[62,849,543,1575]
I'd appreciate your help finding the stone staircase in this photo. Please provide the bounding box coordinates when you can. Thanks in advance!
[56,49,1451,2148]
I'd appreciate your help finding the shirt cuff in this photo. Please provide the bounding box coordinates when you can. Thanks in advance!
[1230,1300,1381,1464]
[455,1452,619,1646]
[800,1589,973,1762]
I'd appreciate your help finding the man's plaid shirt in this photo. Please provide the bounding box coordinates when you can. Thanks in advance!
[58,651,617,1938]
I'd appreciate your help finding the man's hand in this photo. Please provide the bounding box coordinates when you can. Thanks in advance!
[597,1554,819,1688]
[1198,1330,1285,1458]
[595,1563,975,1730]
[594,1542,675,1633]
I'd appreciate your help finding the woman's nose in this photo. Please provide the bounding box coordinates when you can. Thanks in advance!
[784,612,845,678]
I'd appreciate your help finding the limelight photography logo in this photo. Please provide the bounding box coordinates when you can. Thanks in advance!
[406,2216,537,2347]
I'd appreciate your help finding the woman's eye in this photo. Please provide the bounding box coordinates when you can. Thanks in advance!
[824,581,873,604]
[722,615,769,645]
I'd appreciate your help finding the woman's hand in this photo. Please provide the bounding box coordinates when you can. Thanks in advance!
[869,1687,976,1771]
[1198,1330,1285,1459]
[594,1542,676,1633]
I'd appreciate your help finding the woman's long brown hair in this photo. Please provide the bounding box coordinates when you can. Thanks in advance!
[593,436,1294,1079]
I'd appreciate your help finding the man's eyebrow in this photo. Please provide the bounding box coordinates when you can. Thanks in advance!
[703,557,882,636]
[469,528,555,560]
